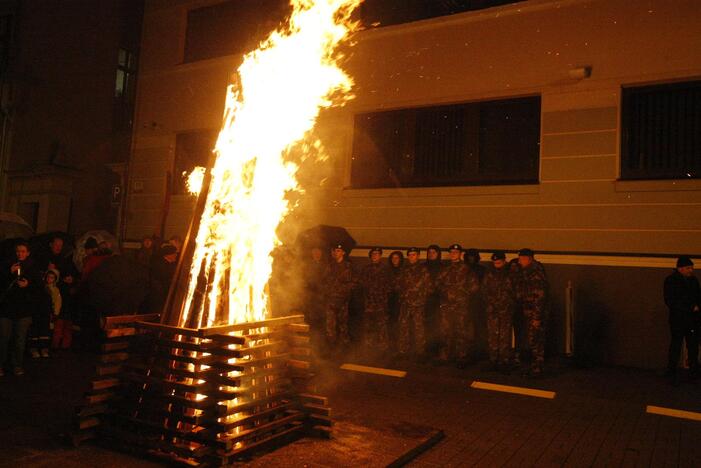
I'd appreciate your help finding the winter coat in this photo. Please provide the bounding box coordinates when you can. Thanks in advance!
[663,270,701,327]
[0,257,43,319]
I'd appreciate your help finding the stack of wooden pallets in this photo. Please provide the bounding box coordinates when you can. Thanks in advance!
[76,314,330,466]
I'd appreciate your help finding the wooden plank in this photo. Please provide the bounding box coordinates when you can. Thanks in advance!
[298,394,328,406]
[99,352,129,363]
[84,391,116,404]
[199,315,305,336]
[221,411,305,446]
[105,328,136,338]
[96,364,122,376]
[101,341,130,352]
[78,417,100,430]
[76,404,109,418]
[287,323,310,333]
[340,363,406,378]
[647,405,701,422]
[217,422,306,463]
[288,359,310,370]
[103,313,160,328]
[92,378,120,391]
[471,381,555,399]
[304,403,331,417]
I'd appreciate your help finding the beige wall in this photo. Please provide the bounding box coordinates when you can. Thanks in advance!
[127,0,701,255]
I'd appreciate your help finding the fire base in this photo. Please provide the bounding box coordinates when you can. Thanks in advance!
[76,314,330,466]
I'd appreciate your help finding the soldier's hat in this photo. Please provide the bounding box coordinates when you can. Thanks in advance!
[677,256,694,268]
[448,243,462,251]
[368,246,383,257]
[491,251,506,261]
[427,244,441,252]
[333,243,345,251]
[407,247,420,255]
[518,248,534,257]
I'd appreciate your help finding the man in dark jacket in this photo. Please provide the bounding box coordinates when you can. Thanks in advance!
[663,256,701,384]
[396,247,433,359]
[323,244,355,352]
[0,240,42,376]
[359,247,392,353]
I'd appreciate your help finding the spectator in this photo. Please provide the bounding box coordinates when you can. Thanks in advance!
[135,235,155,268]
[168,235,183,255]
[45,269,71,349]
[0,240,42,376]
[81,238,112,281]
[663,256,701,385]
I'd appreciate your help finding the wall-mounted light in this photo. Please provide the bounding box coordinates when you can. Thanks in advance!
[568,66,592,80]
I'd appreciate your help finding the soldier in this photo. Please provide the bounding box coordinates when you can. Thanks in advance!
[395,247,432,359]
[424,244,443,356]
[515,248,548,376]
[437,244,479,365]
[387,251,404,350]
[322,244,355,353]
[303,245,327,345]
[482,251,515,371]
[359,247,392,352]
[465,248,487,356]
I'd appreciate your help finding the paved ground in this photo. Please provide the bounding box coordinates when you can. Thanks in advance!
[1,350,700,467]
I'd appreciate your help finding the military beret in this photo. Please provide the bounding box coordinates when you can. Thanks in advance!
[491,251,506,261]
[518,248,534,257]
[368,247,382,257]
[448,243,462,251]
[677,256,694,268]
[407,247,420,255]
[333,244,345,250]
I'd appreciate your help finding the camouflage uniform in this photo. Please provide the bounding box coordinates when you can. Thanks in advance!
[436,262,479,360]
[515,261,548,371]
[303,258,327,338]
[359,262,393,351]
[482,265,515,365]
[396,262,433,355]
[323,260,355,347]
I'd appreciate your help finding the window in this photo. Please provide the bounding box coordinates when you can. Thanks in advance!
[360,0,525,28]
[621,80,701,180]
[184,0,288,63]
[174,131,217,195]
[351,96,540,188]
[113,48,137,130]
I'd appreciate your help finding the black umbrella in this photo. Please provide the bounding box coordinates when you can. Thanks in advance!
[295,224,357,254]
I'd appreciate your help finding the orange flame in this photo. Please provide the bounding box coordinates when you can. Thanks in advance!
[180,0,361,328]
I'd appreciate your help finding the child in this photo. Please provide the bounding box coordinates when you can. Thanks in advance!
[29,269,57,358]
[44,269,70,350]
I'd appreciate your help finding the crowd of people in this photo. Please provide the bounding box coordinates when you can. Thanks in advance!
[0,233,183,377]
[300,243,550,377]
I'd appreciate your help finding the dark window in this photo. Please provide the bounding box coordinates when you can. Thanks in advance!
[360,0,525,28]
[0,14,13,75]
[184,0,289,63]
[351,96,540,188]
[113,48,137,130]
[174,131,217,195]
[621,80,701,180]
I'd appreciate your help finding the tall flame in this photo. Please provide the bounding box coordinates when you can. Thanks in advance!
[180,0,361,328]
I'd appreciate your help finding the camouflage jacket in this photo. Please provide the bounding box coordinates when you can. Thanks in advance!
[515,262,548,308]
[323,260,355,304]
[360,262,393,307]
[482,265,515,308]
[396,262,433,307]
[437,261,479,306]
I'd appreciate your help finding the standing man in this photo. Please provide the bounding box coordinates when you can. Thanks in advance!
[437,244,479,366]
[396,247,432,359]
[359,247,392,353]
[323,244,355,354]
[663,256,700,385]
[303,245,326,345]
[482,251,515,371]
[0,241,42,376]
[515,248,549,376]
[424,244,443,356]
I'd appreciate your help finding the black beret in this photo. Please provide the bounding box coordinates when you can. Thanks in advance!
[368,247,382,257]
[677,256,694,268]
[491,251,506,261]
[84,237,98,249]
[449,244,462,251]
[427,244,441,252]
[407,247,420,255]
[518,248,534,257]
[333,244,345,250]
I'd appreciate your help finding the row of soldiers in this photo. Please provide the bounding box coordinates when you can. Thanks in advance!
[305,243,549,375]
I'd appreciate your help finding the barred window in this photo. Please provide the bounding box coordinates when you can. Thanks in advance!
[621,80,701,180]
[360,0,525,28]
[184,0,288,63]
[351,96,540,188]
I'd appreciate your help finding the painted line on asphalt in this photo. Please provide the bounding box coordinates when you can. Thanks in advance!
[646,405,701,422]
[470,381,556,399]
[340,363,407,378]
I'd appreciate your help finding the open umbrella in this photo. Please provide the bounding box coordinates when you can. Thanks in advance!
[295,224,356,254]
[0,212,33,240]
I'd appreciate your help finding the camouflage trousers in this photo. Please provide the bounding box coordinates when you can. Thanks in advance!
[363,304,389,351]
[398,303,425,355]
[438,303,473,360]
[487,304,512,365]
[325,300,350,347]
[523,306,546,369]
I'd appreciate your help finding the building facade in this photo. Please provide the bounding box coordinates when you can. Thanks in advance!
[0,0,143,235]
[125,0,701,368]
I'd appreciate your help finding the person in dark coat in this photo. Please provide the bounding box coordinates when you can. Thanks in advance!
[322,244,356,352]
[663,256,701,385]
[0,240,43,376]
[424,244,443,356]
[387,251,403,350]
[359,247,392,353]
